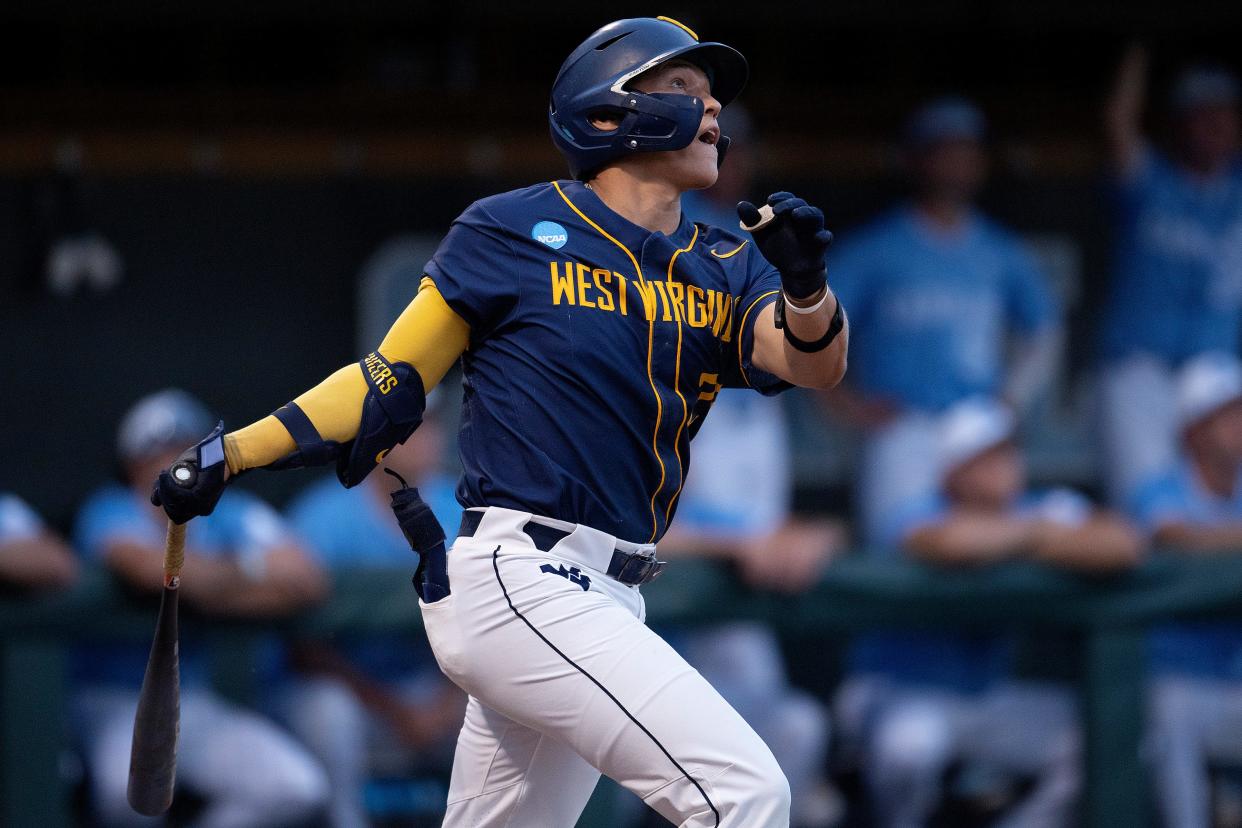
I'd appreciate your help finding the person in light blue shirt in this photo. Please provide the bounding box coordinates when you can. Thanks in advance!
[0,493,77,590]
[282,409,465,828]
[1128,352,1242,828]
[1099,48,1242,505]
[75,389,329,828]
[827,98,1059,543]
[841,398,1140,828]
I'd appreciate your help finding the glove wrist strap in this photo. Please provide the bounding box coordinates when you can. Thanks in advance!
[774,294,845,353]
[783,286,829,315]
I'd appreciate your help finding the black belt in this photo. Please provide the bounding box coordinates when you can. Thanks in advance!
[457,511,666,587]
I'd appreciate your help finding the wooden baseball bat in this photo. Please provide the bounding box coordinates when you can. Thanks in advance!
[127,463,192,816]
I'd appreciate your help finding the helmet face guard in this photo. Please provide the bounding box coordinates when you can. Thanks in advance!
[549,18,748,179]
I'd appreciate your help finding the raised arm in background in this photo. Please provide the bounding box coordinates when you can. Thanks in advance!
[1105,42,1150,177]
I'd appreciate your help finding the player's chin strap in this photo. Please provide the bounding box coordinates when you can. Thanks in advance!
[264,351,427,488]
[386,468,451,603]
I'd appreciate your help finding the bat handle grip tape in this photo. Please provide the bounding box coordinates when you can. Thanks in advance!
[164,521,186,589]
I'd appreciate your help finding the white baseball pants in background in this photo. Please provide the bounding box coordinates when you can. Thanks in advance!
[421,507,791,827]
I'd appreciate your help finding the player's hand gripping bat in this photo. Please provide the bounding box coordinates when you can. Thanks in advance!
[127,460,195,816]
[738,202,776,233]
[738,193,834,301]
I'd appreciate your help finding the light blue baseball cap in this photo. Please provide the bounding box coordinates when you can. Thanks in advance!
[1176,352,1242,430]
[905,96,987,151]
[937,396,1016,474]
[1170,65,1239,113]
[117,388,214,462]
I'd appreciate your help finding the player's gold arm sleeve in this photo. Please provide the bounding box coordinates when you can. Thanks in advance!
[222,277,469,473]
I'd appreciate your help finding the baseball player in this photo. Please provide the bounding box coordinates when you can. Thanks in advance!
[150,16,848,828]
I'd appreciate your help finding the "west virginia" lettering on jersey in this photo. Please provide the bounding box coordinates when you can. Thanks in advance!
[549,261,734,341]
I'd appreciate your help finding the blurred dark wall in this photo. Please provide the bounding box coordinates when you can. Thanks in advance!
[2,2,1240,153]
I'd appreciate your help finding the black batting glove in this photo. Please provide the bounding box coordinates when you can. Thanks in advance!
[150,421,230,524]
[738,192,834,301]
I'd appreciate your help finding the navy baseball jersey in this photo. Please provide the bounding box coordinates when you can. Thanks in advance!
[425,180,789,544]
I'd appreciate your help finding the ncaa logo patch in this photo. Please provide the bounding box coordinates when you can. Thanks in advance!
[532,221,568,250]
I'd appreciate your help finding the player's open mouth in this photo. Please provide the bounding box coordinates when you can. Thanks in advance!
[698,126,719,146]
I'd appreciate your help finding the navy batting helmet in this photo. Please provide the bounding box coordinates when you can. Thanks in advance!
[549,16,748,180]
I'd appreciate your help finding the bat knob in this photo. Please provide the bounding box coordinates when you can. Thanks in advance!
[739,203,777,234]
[170,462,198,488]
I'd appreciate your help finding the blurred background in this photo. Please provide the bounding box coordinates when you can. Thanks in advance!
[2,1,1241,826]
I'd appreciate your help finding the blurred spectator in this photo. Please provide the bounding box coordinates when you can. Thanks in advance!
[74,389,329,827]
[840,397,1139,828]
[1099,47,1242,505]
[660,389,844,826]
[828,97,1060,543]
[0,492,77,589]
[1129,353,1242,827]
[283,406,464,828]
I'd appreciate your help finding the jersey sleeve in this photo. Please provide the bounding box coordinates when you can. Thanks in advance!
[286,480,350,567]
[883,494,949,552]
[74,490,158,560]
[824,235,877,333]
[0,494,43,544]
[424,201,521,340]
[214,492,292,567]
[1128,473,1191,535]
[1003,237,1056,334]
[719,246,792,395]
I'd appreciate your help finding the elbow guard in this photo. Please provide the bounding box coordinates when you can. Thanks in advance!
[268,351,427,488]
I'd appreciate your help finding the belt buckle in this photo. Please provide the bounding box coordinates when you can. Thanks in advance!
[617,550,666,585]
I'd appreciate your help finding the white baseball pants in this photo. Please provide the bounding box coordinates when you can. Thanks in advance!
[857,411,942,545]
[1148,674,1242,828]
[1098,354,1177,507]
[421,507,791,827]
